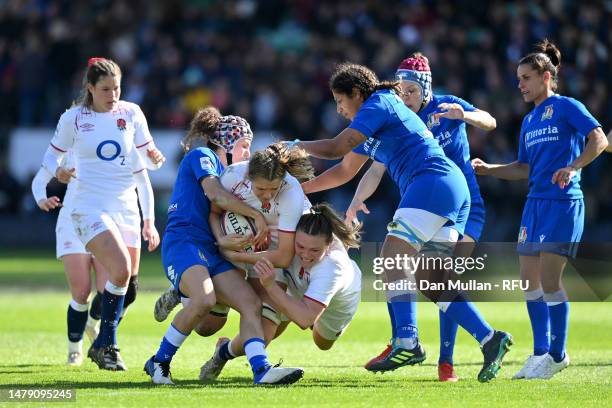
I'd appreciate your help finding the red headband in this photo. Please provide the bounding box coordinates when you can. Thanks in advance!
[397,56,430,72]
[87,57,107,68]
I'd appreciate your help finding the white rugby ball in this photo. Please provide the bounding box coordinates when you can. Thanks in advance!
[220,211,257,253]
[220,211,257,272]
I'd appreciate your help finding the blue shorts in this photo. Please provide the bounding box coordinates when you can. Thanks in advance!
[463,167,485,242]
[516,198,584,258]
[399,165,470,237]
[465,195,485,242]
[161,231,235,297]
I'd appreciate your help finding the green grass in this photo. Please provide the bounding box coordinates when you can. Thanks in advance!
[0,250,611,407]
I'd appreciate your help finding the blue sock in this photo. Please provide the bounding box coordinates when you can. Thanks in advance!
[525,289,550,356]
[390,294,418,340]
[93,282,127,348]
[387,302,396,339]
[219,341,236,361]
[546,291,569,363]
[89,292,102,320]
[154,324,188,363]
[244,338,270,376]
[438,309,458,365]
[67,300,89,342]
[441,299,493,344]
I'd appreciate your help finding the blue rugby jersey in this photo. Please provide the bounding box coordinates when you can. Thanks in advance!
[517,95,601,199]
[165,147,224,242]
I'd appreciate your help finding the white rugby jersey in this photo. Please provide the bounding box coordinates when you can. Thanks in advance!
[49,101,153,212]
[282,238,361,310]
[220,161,310,244]
[33,148,146,217]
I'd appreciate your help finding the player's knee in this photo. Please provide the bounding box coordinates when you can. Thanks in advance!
[189,294,217,317]
[541,280,562,294]
[316,342,334,351]
[194,315,227,337]
[314,335,334,350]
[123,275,139,308]
[72,292,90,305]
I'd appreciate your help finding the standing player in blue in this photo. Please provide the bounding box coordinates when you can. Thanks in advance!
[339,53,497,381]
[472,40,607,379]
[144,107,303,385]
[298,62,512,382]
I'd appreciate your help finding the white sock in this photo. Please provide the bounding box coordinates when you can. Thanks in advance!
[68,340,83,353]
[69,299,89,312]
[479,330,495,346]
[397,337,418,350]
[244,339,267,361]
[165,324,188,347]
[86,314,99,327]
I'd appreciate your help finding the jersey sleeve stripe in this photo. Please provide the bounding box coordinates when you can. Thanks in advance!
[132,168,145,174]
[278,229,296,234]
[303,295,327,308]
[136,140,152,148]
[50,143,67,153]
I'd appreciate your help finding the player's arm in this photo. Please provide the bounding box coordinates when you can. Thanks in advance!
[298,128,367,160]
[302,152,369,194]
[345,161,385,223]
[133,168,160,251]
[201,176,268,245]
[552,127,608,189]
[569,127,608,169]
[463,109,496,131]
[226,231,295,269]
[255,258,324,329]
[471,159,529,180]
[31,166,61,212]
[606,129,612,153]
[435,103,497,131]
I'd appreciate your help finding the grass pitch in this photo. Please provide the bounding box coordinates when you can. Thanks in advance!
[0,249,610,407]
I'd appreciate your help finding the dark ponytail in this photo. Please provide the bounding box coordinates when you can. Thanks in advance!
[297,203,362,249]
[182,107,222,152]
[519,39,562,91]
[330,62,401,101]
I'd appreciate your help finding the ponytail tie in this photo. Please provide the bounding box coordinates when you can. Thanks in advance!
[87,57,107,68]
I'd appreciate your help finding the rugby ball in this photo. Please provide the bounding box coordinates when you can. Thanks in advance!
[220,211,258,272]
[220,211,258,253]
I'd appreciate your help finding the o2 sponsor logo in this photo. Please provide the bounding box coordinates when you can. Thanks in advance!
[96,140,125,164]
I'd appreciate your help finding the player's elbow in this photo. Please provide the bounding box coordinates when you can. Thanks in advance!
[295,316,316,330]
[594,130,608,154]
[295,309,318,330]
[486,116,497,131]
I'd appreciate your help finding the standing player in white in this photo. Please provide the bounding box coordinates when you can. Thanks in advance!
[41,57,164,370]
[32,147,159,366]
[199,203,361,381]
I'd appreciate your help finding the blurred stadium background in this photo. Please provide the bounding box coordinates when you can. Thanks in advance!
[0,0,610,247]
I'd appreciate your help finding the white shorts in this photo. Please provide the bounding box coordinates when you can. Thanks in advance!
[56,211,88,259]
[71,210,141,249]
[387,208,459,252]
[314,291,361,341]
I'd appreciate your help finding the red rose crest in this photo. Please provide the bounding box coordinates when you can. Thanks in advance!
[117,118,127,131]
[261,201,271,213]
